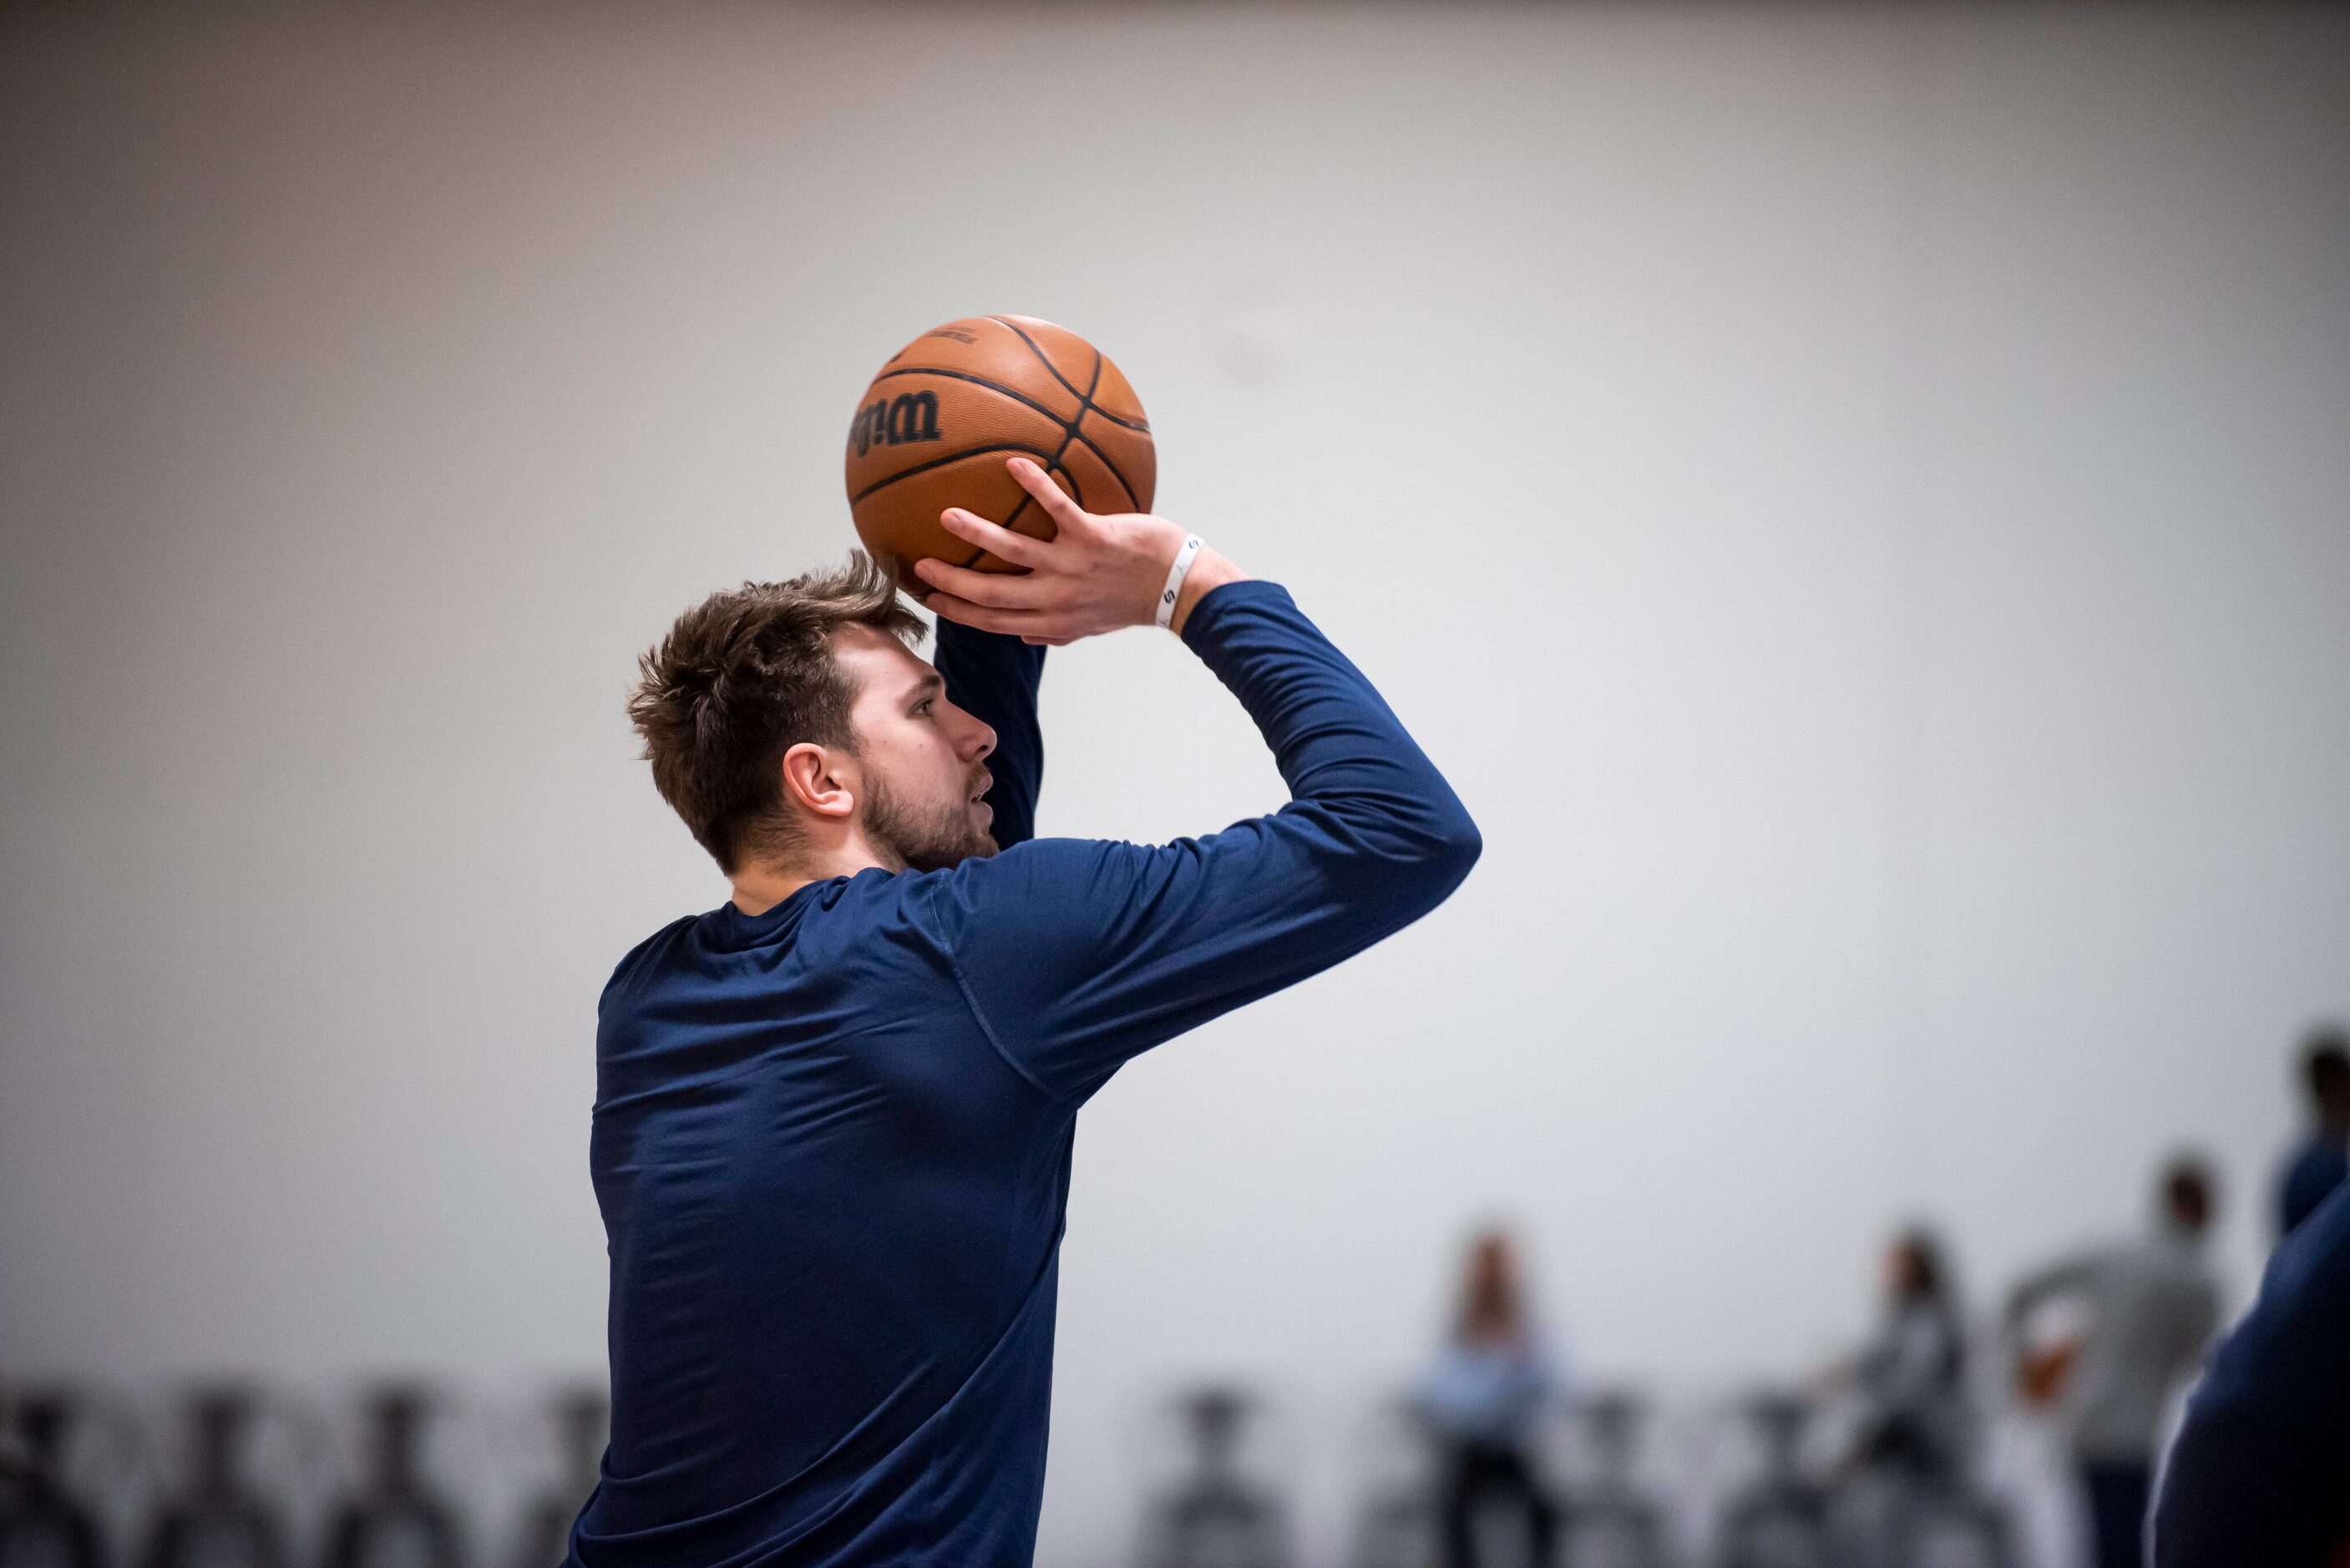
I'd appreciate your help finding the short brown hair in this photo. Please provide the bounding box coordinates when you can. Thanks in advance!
[628,554,924,873]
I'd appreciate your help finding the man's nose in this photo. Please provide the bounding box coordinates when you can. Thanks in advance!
[956,707,996,761]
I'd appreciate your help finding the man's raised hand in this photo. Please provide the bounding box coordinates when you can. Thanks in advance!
[913,457,1241,645]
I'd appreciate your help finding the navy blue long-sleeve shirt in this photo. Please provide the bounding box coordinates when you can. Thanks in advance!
[569,581,1479,1567]
[2278,1130,2348,1238]
[2154,1177,2350,1565]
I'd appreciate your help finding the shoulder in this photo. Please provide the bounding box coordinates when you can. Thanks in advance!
[2287,1136,2347,1181]
[599,913,702,1008]
[908,837,1160,924]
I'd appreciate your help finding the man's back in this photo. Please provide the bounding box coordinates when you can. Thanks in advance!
[580,873,1074,1564]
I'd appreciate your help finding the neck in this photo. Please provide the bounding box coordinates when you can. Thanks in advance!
[729,836,900,915]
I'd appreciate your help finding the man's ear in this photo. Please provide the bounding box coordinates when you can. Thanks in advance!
[778,741,858,822]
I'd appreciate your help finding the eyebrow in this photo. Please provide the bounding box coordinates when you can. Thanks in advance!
[905,672,945,706]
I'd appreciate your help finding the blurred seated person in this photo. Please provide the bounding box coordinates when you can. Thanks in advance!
[1418,1228,1557,1568]
[2279,1025,2350,1240]
[1822,1227,1974,1485]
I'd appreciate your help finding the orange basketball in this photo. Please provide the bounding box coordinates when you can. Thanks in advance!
[843,316,1156,584]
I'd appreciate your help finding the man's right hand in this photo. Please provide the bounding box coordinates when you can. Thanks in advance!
[913,457,1244,645]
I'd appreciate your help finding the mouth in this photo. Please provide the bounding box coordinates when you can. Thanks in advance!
[969,771,993,807]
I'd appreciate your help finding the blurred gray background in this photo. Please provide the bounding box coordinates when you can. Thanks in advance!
[3,3,2347,1563]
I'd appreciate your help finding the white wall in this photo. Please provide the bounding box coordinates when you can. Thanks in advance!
[3,3,2345,1561]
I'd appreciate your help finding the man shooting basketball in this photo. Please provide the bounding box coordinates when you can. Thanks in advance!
[569,458,1479,1566]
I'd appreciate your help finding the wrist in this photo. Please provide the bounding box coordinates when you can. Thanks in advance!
[1169,546,1245,636]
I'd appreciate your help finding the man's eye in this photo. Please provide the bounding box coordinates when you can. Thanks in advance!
[914,699,934,716]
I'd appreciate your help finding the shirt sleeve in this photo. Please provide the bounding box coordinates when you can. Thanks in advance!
[2279,1140,2349,1238]
[914,579,1481,1103]
[932,618,1046,849]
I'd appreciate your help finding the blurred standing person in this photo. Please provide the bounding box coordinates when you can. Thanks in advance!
[1419,1229,1557,1568]
[2278,1025,2350,1239]
[2004,1158,2221,1568]
[1844,1228,1973,1484]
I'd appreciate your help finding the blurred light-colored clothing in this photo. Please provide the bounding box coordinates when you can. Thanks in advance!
[1420,1339,1553,1449]
[1852,1298,1973,1476]
[2008,1228,2219,1462]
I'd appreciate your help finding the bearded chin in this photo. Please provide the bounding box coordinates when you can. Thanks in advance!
[862,775,997,873]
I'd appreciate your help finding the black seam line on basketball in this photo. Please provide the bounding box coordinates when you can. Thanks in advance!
[999,346,1104,536]
[1076,373,1142,509]
[848,442,1062,504]
[1072,341,1143,511]
[986,316,1149,432]
[919,335,1143,513]
[1086,430,1139,511]
[869,365,1138,510]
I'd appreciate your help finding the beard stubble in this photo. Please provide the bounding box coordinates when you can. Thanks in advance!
[861,762,998,873]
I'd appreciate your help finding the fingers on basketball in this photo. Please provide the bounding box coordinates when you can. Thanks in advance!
[1008,457,1091,532]
[940,505,1049,569]
[917,554,1051,609]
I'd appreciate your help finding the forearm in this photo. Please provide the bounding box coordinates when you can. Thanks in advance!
[934,617,1044,847]
[1181,580,1481,873]
[1167,541,1244,637]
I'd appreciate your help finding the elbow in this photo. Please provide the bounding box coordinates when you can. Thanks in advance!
[1450,801,1483,867]
[1318,790,1482,911]
[1432,807,1482,888]
[1401,799,1481,904]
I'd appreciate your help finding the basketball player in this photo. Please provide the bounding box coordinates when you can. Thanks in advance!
[566,458,1480,1566]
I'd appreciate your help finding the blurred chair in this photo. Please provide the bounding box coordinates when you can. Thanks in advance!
[1555,1392,1665,1568]
[506,1388,604,1568]
[1136,1385,1290,1568]
[318,1385,467,1568]
[140,1386,291,1568]
[1344,1395,1442,1568]
[1823,1473,2013,1568]
[1892,1498,2013,1568]
[0,1386,109,1568]
[1714,1393,1826,1568]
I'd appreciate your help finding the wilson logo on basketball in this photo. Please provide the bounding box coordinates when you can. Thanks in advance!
[848,392,942,458]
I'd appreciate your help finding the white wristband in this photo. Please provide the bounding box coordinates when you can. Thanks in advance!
[1155,534,1205,630]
